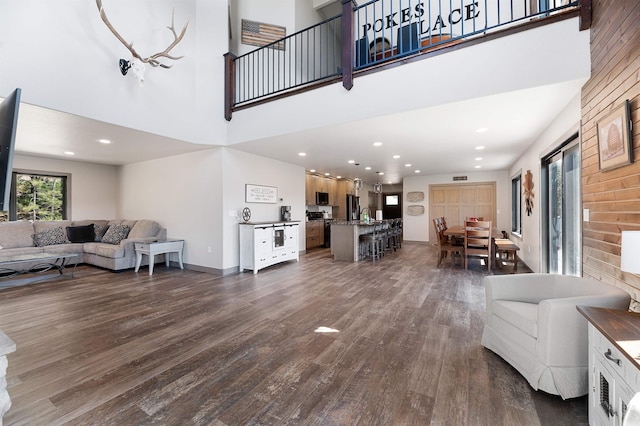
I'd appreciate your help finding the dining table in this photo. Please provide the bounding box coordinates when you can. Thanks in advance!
[443,225,520,271]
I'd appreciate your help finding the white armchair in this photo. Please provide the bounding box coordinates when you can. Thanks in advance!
[481,273,631,399]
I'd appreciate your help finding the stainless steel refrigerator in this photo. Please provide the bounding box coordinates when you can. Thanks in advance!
[346,194,360,221]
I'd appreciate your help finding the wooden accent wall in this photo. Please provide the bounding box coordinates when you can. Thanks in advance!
[581,0,640,299]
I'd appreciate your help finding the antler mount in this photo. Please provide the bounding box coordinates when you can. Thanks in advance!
[96,0,189,71]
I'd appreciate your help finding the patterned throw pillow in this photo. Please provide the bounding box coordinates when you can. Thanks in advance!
[93,223,109,242]
[32,227,68,247]
[101,224,131,245]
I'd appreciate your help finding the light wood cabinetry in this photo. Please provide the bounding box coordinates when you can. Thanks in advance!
[239,222,299,274]
[305,173,338,206]
[578,307,640,425]
[305,221,324,249]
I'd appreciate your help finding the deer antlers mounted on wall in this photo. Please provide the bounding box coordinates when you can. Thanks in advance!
[96,0,189,80]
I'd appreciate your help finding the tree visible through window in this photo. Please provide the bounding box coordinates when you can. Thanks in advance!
[4,172,68,221]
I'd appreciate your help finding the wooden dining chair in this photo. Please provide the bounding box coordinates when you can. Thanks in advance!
[433,218,463,267]
[463,220,492,271]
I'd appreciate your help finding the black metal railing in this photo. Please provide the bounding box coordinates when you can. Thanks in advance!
[224,0,581,120]
[231,15,343,108]
[354,0,578,68]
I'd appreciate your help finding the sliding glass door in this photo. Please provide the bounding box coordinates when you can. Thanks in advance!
[542,136,580,275]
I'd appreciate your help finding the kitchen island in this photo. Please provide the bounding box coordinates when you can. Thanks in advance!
[330,220,379,262]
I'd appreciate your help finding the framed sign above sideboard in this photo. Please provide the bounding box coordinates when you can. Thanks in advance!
[245,184,277,203]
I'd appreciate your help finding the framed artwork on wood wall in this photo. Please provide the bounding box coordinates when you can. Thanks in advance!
[597,100,633,172]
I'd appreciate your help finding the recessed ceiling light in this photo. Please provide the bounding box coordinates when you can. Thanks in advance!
[365,166,371,170]
[373,142,383,147]
[309,169,316,173]
[475,157,483,161]
[475,165,482,169]
[415,170,421,173]
[64,151,75,156]
[476,146,485,150]
[378,172,384,175]
[298,152,306,157]
[476,128,488,133]
[405,163,412,167]
[393,155,400,159]
[98,139,111,144]
[388,181,392,184]
[348,160,355,164]
[336,175,342,179]
[324,172,330,176]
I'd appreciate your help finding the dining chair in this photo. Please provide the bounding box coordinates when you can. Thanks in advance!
[463,220,492,271]
[433,218,463,267]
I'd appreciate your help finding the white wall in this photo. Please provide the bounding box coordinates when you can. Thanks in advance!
[118,149,223,270]
[0,0,228,146]
[220,148,306,270]
[13,155,118,220]
[403,170,509,243]
[507,93,581,272]
[117,147,304,272]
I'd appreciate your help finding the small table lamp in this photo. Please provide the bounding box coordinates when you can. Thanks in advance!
[621,231,640,273]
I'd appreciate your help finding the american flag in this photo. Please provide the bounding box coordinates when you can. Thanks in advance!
[242,19,286,50]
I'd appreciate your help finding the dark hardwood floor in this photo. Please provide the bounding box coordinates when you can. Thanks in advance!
[0,243,587,425]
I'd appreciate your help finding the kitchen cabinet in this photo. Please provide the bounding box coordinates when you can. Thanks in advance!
[306,221,324,249]
[239,222,299,274]
[305,173,338,206]
[578,306,640,425]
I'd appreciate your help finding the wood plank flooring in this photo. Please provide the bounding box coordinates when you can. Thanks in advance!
[0,243,587,425]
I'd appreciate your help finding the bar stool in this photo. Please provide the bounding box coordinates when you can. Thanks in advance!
[360,224,385,262]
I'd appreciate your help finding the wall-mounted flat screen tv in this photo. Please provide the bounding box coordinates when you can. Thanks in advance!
[0,88,21,212]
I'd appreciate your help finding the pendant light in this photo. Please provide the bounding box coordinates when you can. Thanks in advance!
[353,163,363,193]
[373,172,383,194]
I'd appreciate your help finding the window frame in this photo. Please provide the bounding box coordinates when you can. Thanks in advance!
[9,170,70,221]
[511,172,522,236]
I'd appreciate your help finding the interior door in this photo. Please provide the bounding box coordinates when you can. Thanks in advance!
[429,183,496,243]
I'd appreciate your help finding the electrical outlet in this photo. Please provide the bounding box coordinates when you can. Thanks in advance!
[207,246,211,253]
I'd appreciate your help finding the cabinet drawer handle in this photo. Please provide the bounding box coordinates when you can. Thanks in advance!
[604,349,621,366]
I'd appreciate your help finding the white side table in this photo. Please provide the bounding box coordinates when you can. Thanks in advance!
[134,239,185,276]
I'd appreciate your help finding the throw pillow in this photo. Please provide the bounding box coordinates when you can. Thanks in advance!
[32,226,68,247]
[93,223,109,242]
[101,224,130,245]
[66,224,95,243]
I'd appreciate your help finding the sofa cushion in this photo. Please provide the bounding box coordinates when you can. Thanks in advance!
[101,224,130,245]
[32,227,68,247]
[0,221,35,248]
[66,224,95,243]
[33,220,73,234]
[491,300,538,338]
[129,220,160,238]
[83,242,125,259]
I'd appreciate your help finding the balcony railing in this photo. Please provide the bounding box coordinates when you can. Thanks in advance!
[224,0,583,120]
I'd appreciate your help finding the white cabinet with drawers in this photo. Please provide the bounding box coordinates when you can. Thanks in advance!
[239,221,299,274]
[579,306,640,426]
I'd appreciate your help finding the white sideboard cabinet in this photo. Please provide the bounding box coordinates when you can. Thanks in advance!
[239,221,299,274]
[578,306,640,426]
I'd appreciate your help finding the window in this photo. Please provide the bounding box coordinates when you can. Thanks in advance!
[541,134,580,275]
[385,195,399,206]
[511,174,522,235]
[6,172,68,221]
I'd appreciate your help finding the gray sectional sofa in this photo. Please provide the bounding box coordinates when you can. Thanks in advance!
[0,219,166,271]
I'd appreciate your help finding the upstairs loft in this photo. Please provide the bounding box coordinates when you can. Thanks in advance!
[224,0,589,121]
